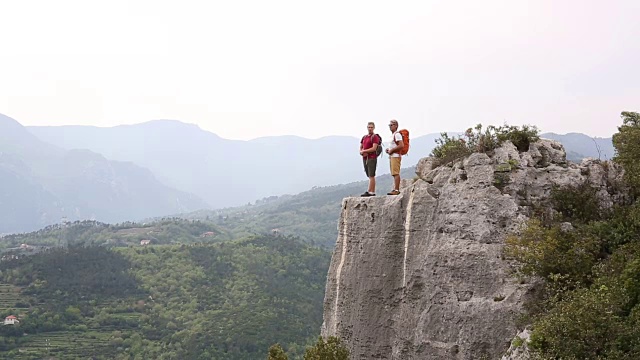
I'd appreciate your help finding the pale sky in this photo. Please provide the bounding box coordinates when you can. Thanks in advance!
[1,0,638,140]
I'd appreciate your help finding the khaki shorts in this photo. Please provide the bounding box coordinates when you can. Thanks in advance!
[390,157,401,176]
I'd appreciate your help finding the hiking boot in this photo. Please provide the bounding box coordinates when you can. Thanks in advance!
[387,190,400,195]
[361,192,374,197]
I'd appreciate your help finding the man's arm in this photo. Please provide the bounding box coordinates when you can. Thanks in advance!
[389,134,404,154]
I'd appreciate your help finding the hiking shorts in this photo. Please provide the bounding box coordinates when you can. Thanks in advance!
[390,157,401,176]
[363,157,377,178]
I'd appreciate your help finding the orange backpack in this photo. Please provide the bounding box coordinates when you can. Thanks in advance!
[398,129,410,155]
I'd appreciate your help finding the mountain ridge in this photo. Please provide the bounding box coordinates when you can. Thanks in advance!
[27,120,441,208]
[0,114,208,234]
[26,118,613,209]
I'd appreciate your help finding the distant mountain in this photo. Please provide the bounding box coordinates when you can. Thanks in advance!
[540,132,614,161]
[14,115,617,241]
[0,114,207,234]
[28,121,442,208]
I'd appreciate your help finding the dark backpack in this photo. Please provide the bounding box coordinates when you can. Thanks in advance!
[374,134,383,157]
[362,134,383,157]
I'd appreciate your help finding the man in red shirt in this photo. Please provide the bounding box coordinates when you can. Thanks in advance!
[359,122,382,197]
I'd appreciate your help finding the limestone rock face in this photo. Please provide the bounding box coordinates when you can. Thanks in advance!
[321,139,621,360]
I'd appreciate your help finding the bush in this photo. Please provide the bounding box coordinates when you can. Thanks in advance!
[493,172,511,191]
[430,132,471,165]
[529,280,632,359]
[527,244,640,358]
[463,124,501,153]
[493,124,539,152]
[430,124,540,164]
[267,343,288,360]
[517,230,640,359]
[505,219,602,288]
[551,181,604,223]
[588,202,640,254]
[303,336,349,360]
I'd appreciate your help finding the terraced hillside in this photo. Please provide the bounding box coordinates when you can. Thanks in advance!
[9,330,115,359]
[0,233,330,359]
[0,284,27,311]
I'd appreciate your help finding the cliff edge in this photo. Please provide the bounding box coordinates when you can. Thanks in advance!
[321,139,621,359]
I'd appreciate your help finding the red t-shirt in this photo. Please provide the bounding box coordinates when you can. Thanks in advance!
[361,134,381,159]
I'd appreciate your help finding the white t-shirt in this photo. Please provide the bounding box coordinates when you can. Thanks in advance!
[389,132,403,158]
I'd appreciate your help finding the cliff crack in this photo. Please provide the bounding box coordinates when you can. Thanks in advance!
[331,205,349,334]
[402,188,416,287]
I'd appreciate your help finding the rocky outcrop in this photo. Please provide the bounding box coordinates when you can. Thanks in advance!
[321,139,622,360]
[501,330,532,360]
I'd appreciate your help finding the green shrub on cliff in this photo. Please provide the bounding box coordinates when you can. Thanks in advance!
[430,132,471,164]
[430,124,539,164]
[505,219,601,289]
[303,336,349,360]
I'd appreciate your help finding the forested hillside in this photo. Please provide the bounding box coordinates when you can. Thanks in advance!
[0,219,231,251]
[0,235,330,359]
[184,167,417,248]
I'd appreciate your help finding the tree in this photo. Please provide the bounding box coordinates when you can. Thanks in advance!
[267,343,288,360]
[303,336,349,360]
[613,111,640,193]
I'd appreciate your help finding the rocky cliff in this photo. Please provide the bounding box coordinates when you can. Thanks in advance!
[321,139,621,359]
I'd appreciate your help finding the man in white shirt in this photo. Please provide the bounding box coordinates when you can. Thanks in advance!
[385,119,404,195]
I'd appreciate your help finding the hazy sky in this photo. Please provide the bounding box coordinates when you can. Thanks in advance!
[1,0,638,140]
